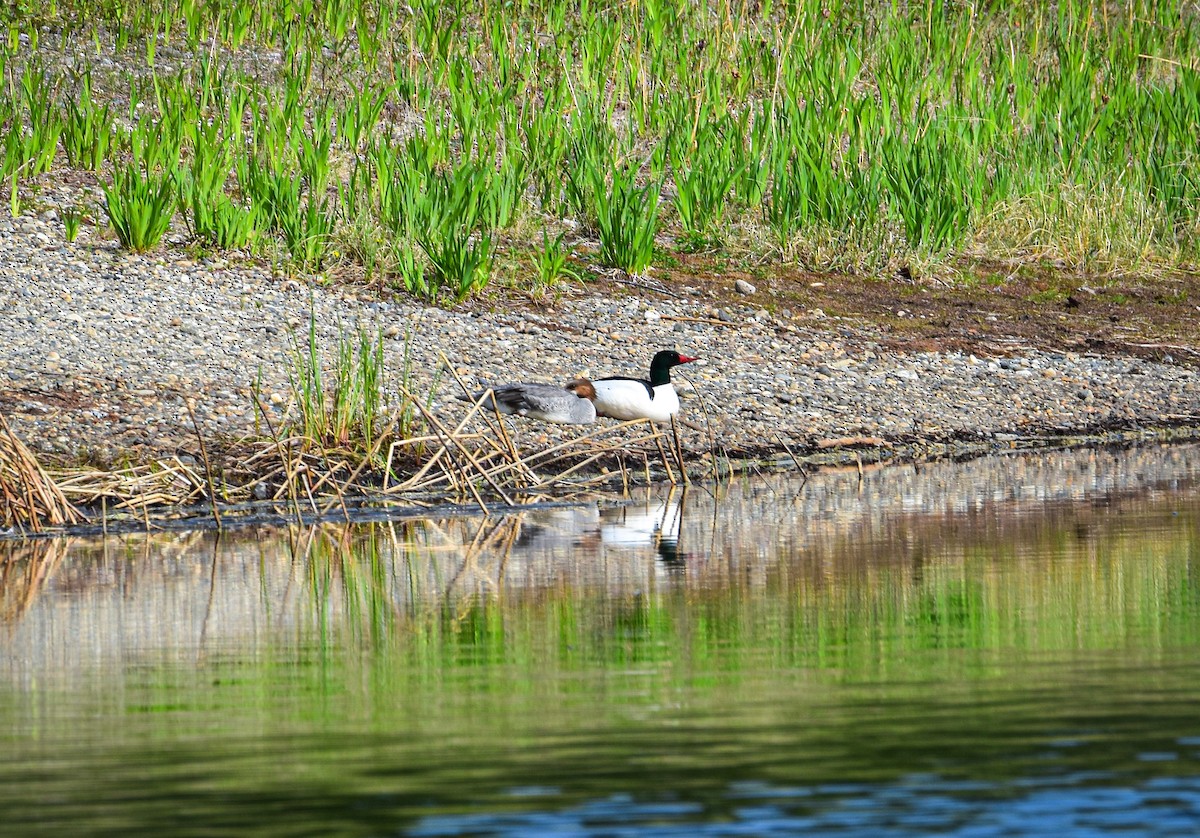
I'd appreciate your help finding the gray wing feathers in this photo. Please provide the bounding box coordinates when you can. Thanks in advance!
[462,383,594,423]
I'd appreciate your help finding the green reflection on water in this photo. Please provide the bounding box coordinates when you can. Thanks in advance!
[2,449,1200,834]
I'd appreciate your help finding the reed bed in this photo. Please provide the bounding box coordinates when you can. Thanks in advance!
[53,456,215,512]
[0,0,1195,287]
[2,316,693,533]
[228,386,685,515]
[0,391,687,533]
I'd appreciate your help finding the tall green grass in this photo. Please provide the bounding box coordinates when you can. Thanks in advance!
[287,310,389,451]
[0,0,1197,284]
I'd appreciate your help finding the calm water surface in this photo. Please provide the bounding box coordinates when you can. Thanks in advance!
[3,444,1200,835]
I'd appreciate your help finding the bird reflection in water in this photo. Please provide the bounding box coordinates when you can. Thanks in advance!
[598,488,689,574]
[503,489,690,568]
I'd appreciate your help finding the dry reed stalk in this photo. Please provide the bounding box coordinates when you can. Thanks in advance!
[533,452,609,485]
[298,447,363,518]
[388,436,456,490]
[53,457,205,513]
[379,432,461,490]
[514,419,665,468]
[774,432,810,486]
[389,387,503,494]
[423,428,473,501]
[439,353,539,488]
[478,390,539,488]
[512,428,664,475]
[679,371,718,479]
[185,399,222,531]
[422,421,488,510]
[0,415,84,531]
[399,385,514,508]
[253,395,305,522]
[381,398,679,499]
[446,387,534,485]
[383,442,397,491]
[401,424,659,495]
[488,394,531,484]
[670,416,689,485]
[298,466,319,514]
[650,419,677,484]
[317,402,419,516]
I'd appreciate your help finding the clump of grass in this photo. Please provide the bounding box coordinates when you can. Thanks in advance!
[420,228,494,302]
[61,70,113,171]
[883,125,975,253]
[18,62,61,177]
[531,229,579,288]
[569,158,660,275]
[62,206,82,242]
[179,131,260,250]
[668,118,742,250]
[104,162,176,253]
[287,311,389,452]
[240,156,331,269]
[281,196,336,271]
[980,177,1169,273]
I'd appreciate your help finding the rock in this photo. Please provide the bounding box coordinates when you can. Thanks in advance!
[735,279,756,295]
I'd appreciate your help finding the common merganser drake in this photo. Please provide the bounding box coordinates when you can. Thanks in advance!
[459,378,597,424]
[592,350,698,423]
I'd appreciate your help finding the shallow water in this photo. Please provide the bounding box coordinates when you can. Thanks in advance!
[3,443,1200,835]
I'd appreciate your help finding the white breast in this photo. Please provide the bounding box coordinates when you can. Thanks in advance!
[592,380,680,423]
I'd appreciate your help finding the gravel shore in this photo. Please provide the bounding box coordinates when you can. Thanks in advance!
[3,211,1199,467]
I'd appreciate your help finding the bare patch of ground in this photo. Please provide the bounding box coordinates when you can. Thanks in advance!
[562,254,1200,367]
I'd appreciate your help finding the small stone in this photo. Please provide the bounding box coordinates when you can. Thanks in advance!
[735,279,756,295]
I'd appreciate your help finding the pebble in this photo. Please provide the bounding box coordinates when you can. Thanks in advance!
[735,279,756,295]
[0,215,1198,461]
